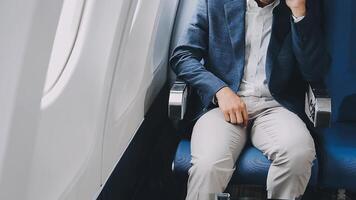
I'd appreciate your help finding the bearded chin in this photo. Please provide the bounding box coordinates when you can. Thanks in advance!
[256,0,275,7]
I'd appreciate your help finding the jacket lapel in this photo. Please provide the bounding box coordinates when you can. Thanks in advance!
[224,0,246,50]
[224,0,246,91]
[266,1,291,82]
[223,0,291,89]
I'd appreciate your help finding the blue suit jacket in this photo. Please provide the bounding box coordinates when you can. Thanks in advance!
[170,0,330,121]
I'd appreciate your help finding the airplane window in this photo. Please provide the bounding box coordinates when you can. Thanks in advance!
[43,0,86,95]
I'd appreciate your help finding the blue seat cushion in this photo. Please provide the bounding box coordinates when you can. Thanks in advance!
[317,123,356,190]
[174,139,318,186]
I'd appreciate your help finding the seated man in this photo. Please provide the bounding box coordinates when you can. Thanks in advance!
[170,0,329,199]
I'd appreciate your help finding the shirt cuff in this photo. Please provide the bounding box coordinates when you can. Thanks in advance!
[292,15,305,23]
[212,95,218,105]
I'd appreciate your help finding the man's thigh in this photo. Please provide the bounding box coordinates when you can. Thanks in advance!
[191,108,248,165]
[250,106,315,161]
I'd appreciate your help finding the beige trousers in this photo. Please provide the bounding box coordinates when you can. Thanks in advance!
[186,97,316,200]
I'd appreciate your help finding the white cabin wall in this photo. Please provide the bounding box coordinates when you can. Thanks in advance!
[0,0,64,199]
[0,0,179,199]
[101,0,180,186]
[30,0,133,199]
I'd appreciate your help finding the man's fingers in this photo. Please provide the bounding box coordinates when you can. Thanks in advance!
[235,111,244,125]
[242,108,249,127]
[224,112,231,122]
[229,112,237,124]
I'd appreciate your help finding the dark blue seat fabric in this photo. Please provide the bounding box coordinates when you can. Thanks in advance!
[318,0,356,190]
[317,123,356,190]
[174,139,319,186]
[174,140,192,177]
[323,0,356,123]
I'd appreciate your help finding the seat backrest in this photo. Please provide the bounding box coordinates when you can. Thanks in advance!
[169,0,198,54]
[323,0,356,122]
[168,0,198,84]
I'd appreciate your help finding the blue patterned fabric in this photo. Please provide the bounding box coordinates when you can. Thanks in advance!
[323,0,356,123]
[317,0,356,190]
[317,123,356,190]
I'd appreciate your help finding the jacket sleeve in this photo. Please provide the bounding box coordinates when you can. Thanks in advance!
[290,0,330,82]
[169,0,227,108]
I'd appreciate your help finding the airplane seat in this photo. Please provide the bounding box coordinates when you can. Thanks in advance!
[168,0,322,191]
[317,123,356,190]
[316,0,356,191]
[173,139,319,186]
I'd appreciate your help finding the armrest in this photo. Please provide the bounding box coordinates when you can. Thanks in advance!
[168,80,331,127]
[305,82,332,128]
[168,80,189,121]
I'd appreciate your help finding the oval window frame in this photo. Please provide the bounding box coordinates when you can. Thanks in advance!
[43,0,86,95]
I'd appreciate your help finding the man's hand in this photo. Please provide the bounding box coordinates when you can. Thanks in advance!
[286,0,306,17]
[216,87,248,127]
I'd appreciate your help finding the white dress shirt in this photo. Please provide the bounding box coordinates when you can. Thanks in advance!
[213,0,304,104]
[237,0,304,97]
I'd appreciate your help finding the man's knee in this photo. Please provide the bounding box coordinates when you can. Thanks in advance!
[188,155,236,191]
[190,158,215,177]
[273,145,316,175]
[190,155,235,177]
[276,120,316,174]
[288,146,316,174]
[193,108,225,131]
